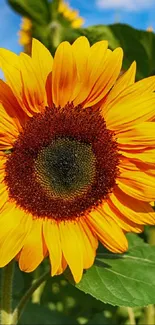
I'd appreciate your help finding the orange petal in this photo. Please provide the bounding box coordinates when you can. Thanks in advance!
[83,47,123,108]
[0,184,9,215]
[0,79,24,150]
[73,42,109,106]
[80,217,98,250]
[119,147,155,165]
[102,200,143,233]
[52,41,78,107]
[0,80,27,128]
[0,48,32,117]
[19,53,47,113]
[0,153,9,213]
[117,122,155,147]
[59,220,83,283]
[0,104,20,150]
[73,45,123,108]
[87,209,128,253]
[110,186,155,225]
[19,219,46,272]
[56,254,67,275]
[0,46,48,116]
[43,220,62,276]
[118,165,155,201]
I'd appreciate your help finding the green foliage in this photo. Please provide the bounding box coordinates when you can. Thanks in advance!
[19,303,75,325]
[79,24,155,79]
[8,0,155,80]
[0,233,152,325]
[76,234,155,307]
[8,0,50,24]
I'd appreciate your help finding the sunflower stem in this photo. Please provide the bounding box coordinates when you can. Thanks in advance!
[31,268,46,304]
[0,261,15,325]
[49,21,62,50]
[10,270,50,325]
[127,307,136,325]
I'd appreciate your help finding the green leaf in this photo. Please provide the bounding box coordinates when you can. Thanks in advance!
[19,303,75,325]
[76,234,155,307]
[87,311,111,325]
[80,23,155,80]
[8,0,50,24]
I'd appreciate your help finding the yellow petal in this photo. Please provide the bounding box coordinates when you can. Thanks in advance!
[19,219,46,272]
[0,48,32,117]
[31,38,53,107]
[117,122,155,146]
[83,47,123,107]
[87,209,128,253]
[103,61,136,115]
[0,209,32,267]
[120,75,155,97]
[19,53,47,113]
[118,167,155,201]
[78,220,97,269]
[105,93,155,132]
[110,186,155,225]
[104,74,155,118]
[59,220,83,283]
[56,254,67,275]
[102,200,143,233]
[0,80,26,129]
[120,147,155,164]
[0,47,46,116]
[72,36,90,80]
[0,154,9,213]
[73,45,123,108]
[52,41,77,107]
[0,104,20,150]
[43,220,62,276]
[32,38,53,85]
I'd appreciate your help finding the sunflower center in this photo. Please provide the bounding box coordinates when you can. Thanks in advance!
[5,104,119,220]
[35,138,96,200]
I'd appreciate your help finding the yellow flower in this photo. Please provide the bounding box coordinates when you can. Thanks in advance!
[18,17,32,53]
[18,1,84,51]
[58,0,84,28]
[147,26,153,32]
[1,37,155,283]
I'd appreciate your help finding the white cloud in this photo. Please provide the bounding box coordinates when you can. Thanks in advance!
[96,0,155,11]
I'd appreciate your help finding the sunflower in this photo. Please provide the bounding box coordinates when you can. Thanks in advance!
[1,37,155,283]
[58,0,84,28]
[18,1,84,54]
[18,17,32,54]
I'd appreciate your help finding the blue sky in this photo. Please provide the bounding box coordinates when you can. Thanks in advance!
[0,0,155,54]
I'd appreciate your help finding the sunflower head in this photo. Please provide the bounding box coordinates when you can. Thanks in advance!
[1,36,155,283]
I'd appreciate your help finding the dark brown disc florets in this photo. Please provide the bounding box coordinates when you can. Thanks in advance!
[4,103,119,220]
